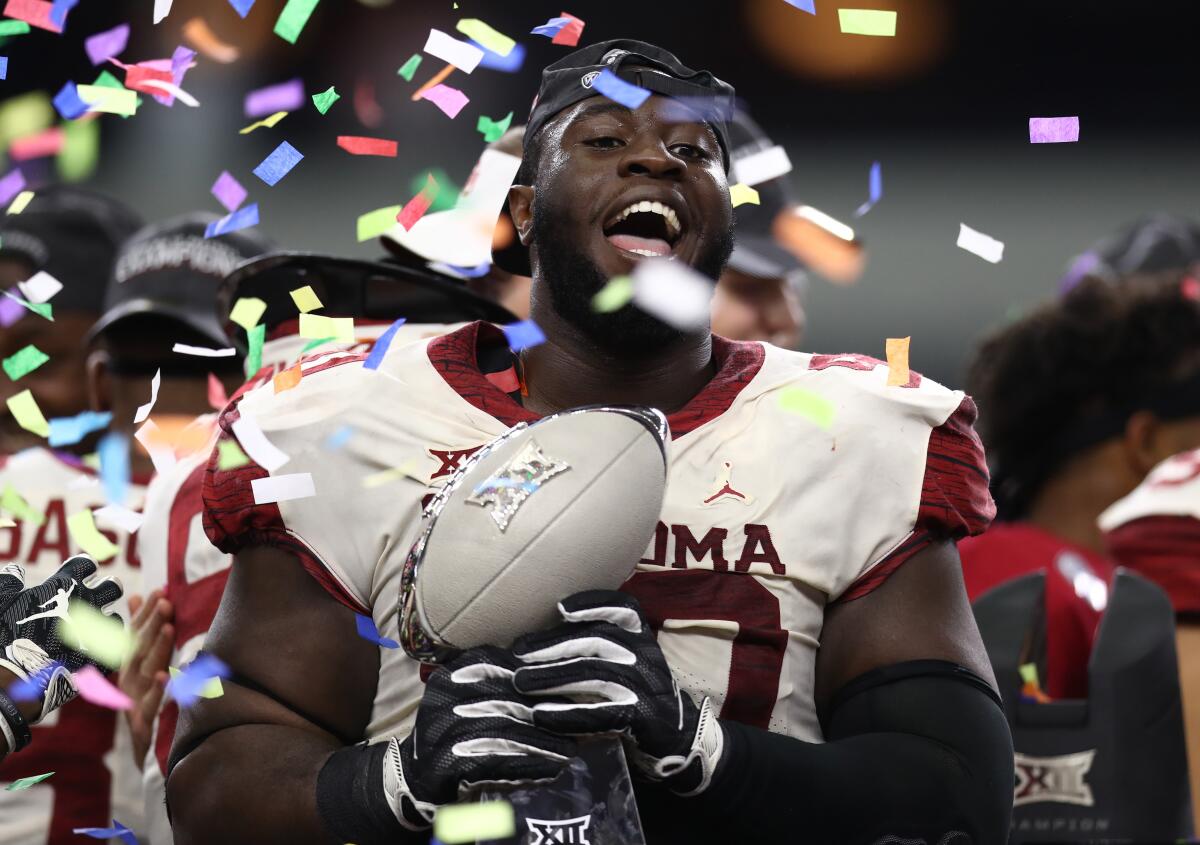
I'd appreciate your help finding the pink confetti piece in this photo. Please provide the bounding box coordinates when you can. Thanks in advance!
[84,23,128,64]
[418,83,468,119]
[9,127,64,161]
[211,170,246,212]
[552,12,584,46]
[1029,116,1080,144]
[396,174,437,231]
[244,77,303,118]
[74,665,132,710]
[3,0,62,33]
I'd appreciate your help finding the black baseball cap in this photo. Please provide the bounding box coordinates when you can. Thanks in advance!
[0,186,142,313]
[1061,213,1200,294]
[87,212,275,347]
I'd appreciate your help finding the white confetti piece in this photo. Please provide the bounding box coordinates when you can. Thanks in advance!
[93,504,144,534]
[173,343,237,357]
[133,368,160,424]
[231,410,289,472]
[251,472,315,504]
[631,258,714,330]
[423,28,484,73]
[18,271,62,304]
[956,223,1005,264]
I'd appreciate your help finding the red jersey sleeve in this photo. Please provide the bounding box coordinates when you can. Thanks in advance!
[1105,514,1200,614]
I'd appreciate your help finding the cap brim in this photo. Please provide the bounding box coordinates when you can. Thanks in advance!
[86,299,228,348]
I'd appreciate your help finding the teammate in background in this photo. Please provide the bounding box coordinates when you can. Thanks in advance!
[170,40,1011,845]
[1060,212,1200,296]
[0,212,268,844]
[1100,447,1200,829]
[0,187,142,456]
[962,271,1200,698]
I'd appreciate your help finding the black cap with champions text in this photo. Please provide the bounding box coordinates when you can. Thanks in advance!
[523,38,737,172]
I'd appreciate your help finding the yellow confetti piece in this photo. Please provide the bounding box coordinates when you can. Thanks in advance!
[433,800,515,844]
[592,275,634,313]
[778,387,836,429]
[362,460,418,489]
[455,18,515,56]
[58,116,100,183]
[168,665,225,699]
[229,297,267,330]
[838,8,898,36]
[0,91,52,149]
[729,183,760,208]
[76,84,138,116]
[885,336,910,386]
[1019,663,1039,686]
[58,600,133,669]
[6,389,48,437]
[356,205,402,242]
[290,285,322,313]
[66,509,120,563]
[217,439,249,470]
[7,190,33,214]
[299,313,354,342]
[238,110,288,134]
[1,483,42,525]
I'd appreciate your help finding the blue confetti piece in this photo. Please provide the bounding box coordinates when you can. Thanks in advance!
[783,0,817,12]
[73,820,138,845]
[50,0,78,28]
[98,431,129,506]
[356,614,399,649]
[0,58,8,81]
[228,0,255,17]
[47,411,111,448]
[591,69,651,111]
[363,318,406,371]
[7,661,58,701]
[52,81,88,120]
[324,425,353,450]
[472,39,525,73]
[854,160,882,218]
[253,141,303,187]
[166,653,231,707]
[501,320,546,351]
[205,203,260,238]
[530,16,570,37]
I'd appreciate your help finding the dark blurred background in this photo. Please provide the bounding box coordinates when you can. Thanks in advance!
[4,0,1197,384]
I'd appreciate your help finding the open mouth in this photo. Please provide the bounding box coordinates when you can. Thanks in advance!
[602,200,684,259]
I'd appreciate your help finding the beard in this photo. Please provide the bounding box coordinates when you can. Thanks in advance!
[530,192,735,359]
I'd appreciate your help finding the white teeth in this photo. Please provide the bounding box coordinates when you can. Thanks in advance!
[628,248,660,257]
[609,200,683,239]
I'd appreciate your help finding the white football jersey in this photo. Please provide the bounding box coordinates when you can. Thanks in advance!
[0,447,146,845]
[204,322,993,747]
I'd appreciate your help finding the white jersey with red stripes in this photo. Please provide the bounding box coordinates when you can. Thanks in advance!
[203,322,993,746]
[0,447,146,845]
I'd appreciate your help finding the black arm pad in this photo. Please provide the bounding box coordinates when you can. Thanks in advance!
[635,660,1015,845]
[316,742,431,845]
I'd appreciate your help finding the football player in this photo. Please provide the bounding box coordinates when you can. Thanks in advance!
[169,40,1012,844]
[962,269,1200,699]
[0,211,268,844]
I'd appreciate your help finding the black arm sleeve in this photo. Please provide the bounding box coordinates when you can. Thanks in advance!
[634,660,1015,845]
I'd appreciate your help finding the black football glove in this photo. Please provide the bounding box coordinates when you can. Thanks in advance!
[512,590,724,796]
[382,646,578,829]
[0,556,124,724]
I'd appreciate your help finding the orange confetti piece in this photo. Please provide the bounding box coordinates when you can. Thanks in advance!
[885,336,910,387]
[273,365,302,394]
[410,64,455,102]
[183,17,240,64]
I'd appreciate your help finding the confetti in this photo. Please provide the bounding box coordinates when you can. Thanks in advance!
[424,28,484,74]
[434,801,516,844]
[205,203,259,238]
[174,343,237,357]
[52,81,88,120]
[97,432,128,506]
[133,368,160,424]
[324,425,353,450]
[93,503,142,534]
[228,0,254,18]
[455,18,514,57]
[356,204,402,241]
[141,79,199,108]
[854,160,882,217]
[729,183,760,208]
[153,0,173,24]
[356,613,399,648]
[229,296,267,330]
[311,85,338,114]
[58,115,98,180]
[355,76,383,126]
[7,189,32,213]
[207,372,229,410]
[0,20,30,35]
[1,482,41,524]
[18,270,60,303]
[217,439,249,470]
[166,653,229,706]
[418,83,468,119]
[397,53,422,81]
[273,365,301,393]
[238,111,288,134]
[253,140,303,186]
[0,167,25,206]
[58,599,132,667]
[73,819,137,845]
[251,472,314,504]
[631,258,713,329]
[778,387,836,428]
[77,84,138,116]
[473,39,525,73]
[957,222,1005,263]
[65,509,120,562]
[231,410,289,472]
[336,135,398,157]
[119,64,172,97]
[3,289,51,320]
[592,275,634,312]
[47,410,111,447]
[273,0,319,44]
[592,69,650,110]
[299,313,354,341]
[501,320,545,351]
[134,419,176,474]
[182,17,239,63]
[397,174,438,231]
[3,0,61,33]
[0,56,7,80]
[245,323,264,376]
[1029,116,1080,144]
[2,343,48,379]
[532,12,584,46]
[84,23,129,65]
[838,8,897,36]
[363,318,405,370]
[784,0,817,13]
[885,336,910,386]
[0,296,21,327]
[5,772,53,790]
[289,285,322,313]
[411,64,455,102]
[477,110,513,143]
[211,170,246,212]
[244,79,303,118]
[6,388,47,436]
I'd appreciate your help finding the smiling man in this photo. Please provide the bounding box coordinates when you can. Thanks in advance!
[167,40,1013,845]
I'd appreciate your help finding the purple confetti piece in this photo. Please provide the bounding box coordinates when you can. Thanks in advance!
[0,167,25,206]
[591,69,651,110]
[356,613,400,648]
[74,820,138,845]
[530,16,570,37]
[205,203,259,238]
[253,141,303,186]
[166,653,231,707]
[1029,116,1080,144]
[228,0,254,17]
[472,39,525,73]
[0,292,24,327]
[418,83,469,119]
[1058,250,1101,296]
[363,318,406,371]
[244,77,303,118]
[502,319,546,351]
[854,160,882,217]
[211,170,247,212]
[52,81,88,120]
[84,23,128,65]
[783,0,817,11]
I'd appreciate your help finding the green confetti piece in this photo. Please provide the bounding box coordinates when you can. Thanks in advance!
[273,0,320,44]
[433,800,515,844]
[409,168,459,213]
[777,387,836,429]
[0,21,30,36]
[217,439,250,470]
[311,85,339,114]
[58,117,100,182]
[2,483,43,525]
[5,772,53,791]
[58,599,132,669]
[592,275,634,312]
[476,110,513,143]
[1019,663,1039,686]
[301,336,334,353]
[837,8,898,36]
[245,323,265,378]
[2,344,48,380]
[356,205,402,242]
[397,53,422,82]
[455,18,515,56]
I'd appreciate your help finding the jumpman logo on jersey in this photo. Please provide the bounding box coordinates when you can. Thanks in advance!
[702,461,754,507]
[16,580,77,626]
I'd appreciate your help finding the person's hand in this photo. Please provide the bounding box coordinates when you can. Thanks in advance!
[383,646,577,829]
[512,590,725,796]
[119,589,174,765]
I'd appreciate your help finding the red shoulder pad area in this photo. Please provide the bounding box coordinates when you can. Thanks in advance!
[1106,514,1200,614]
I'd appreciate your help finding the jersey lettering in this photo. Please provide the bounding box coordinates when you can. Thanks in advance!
[809,353,922,388]
[639,522,785,575]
